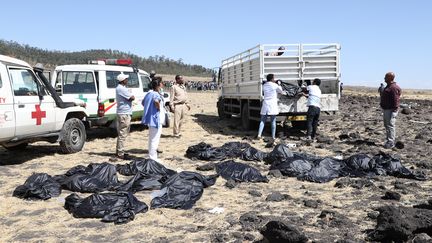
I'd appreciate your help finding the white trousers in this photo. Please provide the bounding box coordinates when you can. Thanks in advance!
[148,125,162,161]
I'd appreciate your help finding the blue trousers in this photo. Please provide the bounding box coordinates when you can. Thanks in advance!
[257,114,276,139]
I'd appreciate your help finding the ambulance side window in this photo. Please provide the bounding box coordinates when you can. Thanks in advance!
[0,72,2,88]
[141,75,151,92]
[106,71,121,88]
[55,72,62,90]
[62,71,96,94]
[125,72,139,88]
[10,68,39,96]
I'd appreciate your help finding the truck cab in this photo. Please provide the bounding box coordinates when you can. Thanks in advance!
[0,55,89,153]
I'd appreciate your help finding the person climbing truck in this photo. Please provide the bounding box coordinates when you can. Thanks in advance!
[217,44,341,131]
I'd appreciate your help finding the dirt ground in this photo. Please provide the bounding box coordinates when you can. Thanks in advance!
[1,90,431,242]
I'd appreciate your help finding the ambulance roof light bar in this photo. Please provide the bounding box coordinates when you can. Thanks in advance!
[88,59,132,66]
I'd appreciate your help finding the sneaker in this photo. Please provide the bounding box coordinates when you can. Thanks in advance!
[115,153,133,160]
[255,135,263,141]
[384,143,395,149]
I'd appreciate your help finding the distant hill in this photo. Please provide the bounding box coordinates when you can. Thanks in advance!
[0,40,213,77]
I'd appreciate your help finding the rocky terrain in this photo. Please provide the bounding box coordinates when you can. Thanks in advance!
[0,91,431,242]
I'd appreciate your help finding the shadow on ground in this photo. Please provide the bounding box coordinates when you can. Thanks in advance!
[0,124,147,165]
[0,145,59,166]
[192,114,308,141]
[192,114,255,138]
[86,124,145,142]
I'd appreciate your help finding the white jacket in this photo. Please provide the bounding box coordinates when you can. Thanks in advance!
[260,82,284,115]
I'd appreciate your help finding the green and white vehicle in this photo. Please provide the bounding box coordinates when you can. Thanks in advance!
[52,59,165,128]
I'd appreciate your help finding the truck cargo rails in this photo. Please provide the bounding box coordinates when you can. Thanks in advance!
[217,43,341,130]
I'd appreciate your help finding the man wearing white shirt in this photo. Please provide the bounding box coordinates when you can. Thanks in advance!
[303,78,322,140]
[257,74,286,142]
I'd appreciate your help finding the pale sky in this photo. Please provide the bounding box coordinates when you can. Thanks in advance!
[1,0,431,89]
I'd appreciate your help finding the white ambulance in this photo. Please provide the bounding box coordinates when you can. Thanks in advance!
[0,55,89,153]
[52,59,163,128]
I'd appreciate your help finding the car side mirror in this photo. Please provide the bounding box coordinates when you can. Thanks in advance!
[163,93,169,98]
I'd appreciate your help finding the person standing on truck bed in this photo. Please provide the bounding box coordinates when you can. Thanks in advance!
[303,78,322,141]
[257,74,286,143]
[142,78,164,161]
[115,74,135,160]
[380,72,401,149]
[264,46,285,56]
[170,75,190,137]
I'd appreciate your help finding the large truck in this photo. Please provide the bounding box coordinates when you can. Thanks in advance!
[217,43,341,129]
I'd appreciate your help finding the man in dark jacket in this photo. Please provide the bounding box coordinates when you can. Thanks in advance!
[380,72,402,149]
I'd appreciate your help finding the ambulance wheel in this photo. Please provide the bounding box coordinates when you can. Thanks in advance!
[60,118,86,153]
[3,143,28,151]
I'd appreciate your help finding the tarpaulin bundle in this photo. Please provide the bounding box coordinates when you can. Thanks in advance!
[186,142,227,161]
[116,159,176,177]
[55,162,119,193]
[215,160,269,183]
[186,142,264,162]
[115,160,177,192]
[264,144,295,164]
[116,173,166,192]
[299,157,345,183]
[13,173,61,200]
[241,146,268,161]
[269,144,426,183]
[342,152,426,180]
[151,171,217,209]
[64,191,148,224]
[280,81,302,97]
[220,142,251,158]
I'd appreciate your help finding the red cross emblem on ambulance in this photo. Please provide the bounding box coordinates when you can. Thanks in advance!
[31,104,46,125]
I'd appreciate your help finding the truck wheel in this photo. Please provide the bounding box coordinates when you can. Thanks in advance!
[217,99,231,119]
[3,143,28,151]
[241,103,251,130]
[60,118,86,153]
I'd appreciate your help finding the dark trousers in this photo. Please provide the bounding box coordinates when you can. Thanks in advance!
[307,106,320,138]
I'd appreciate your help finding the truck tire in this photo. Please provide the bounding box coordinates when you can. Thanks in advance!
[217,99,231,119]
[241,103,251,130]
[60,118,86,154]
[3,143,28,151]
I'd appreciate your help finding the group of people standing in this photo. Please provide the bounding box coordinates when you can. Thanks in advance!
[114,73,189,161]
[257,72,402,149]
[113,70,402,162]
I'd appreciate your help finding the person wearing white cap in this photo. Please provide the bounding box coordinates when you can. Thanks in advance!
[115,73,135,159]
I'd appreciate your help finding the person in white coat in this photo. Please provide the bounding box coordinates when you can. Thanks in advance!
[257,74,286,141]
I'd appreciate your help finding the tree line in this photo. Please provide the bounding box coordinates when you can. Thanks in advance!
[0,40,213,77]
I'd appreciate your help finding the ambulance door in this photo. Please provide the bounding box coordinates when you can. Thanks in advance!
[0,63,15,140]
[103,71,121,118]
[9,66,55,136]
[56,70,98,116]
[124,71,143,119]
